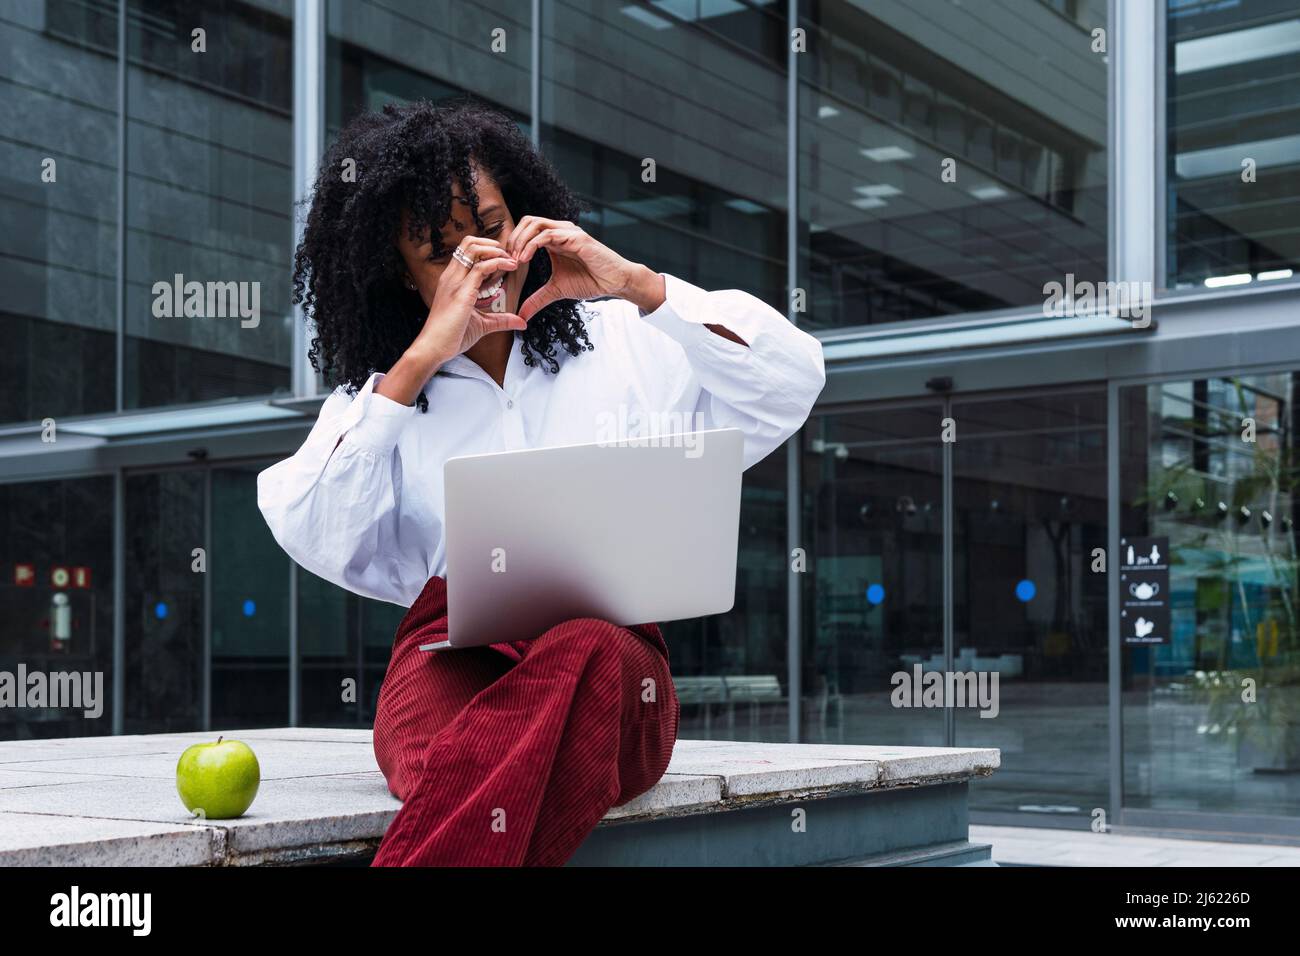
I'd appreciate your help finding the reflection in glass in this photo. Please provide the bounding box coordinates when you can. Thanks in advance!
[664,446,789,742]
[328,0,530,134]
[299,567,404,727]
[0,0,120,424]
[125,469,204,733]
[802,405,945,746]
[1122,373,1300,816]
[210,463,288,728]
[540,0,787,304]
[1166,0,1300,290]
[798,0,1108,329]
[123,0,294,408]
[952,389,1108,822]
[0,477,115,740]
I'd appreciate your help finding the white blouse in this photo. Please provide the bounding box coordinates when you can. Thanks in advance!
[257,272,826,607]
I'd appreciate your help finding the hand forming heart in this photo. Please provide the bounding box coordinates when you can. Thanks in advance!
[507,216,661,322]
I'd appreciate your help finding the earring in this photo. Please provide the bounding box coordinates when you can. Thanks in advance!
[405,280,417,291]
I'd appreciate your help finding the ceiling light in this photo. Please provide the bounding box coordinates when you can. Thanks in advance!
[855,184,902,198]
[1257,269,1294,281]
[969,184,1009,200]
[860,146,913,162]
[1204,273,1252,288]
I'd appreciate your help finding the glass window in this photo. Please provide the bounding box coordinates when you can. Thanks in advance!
[1121,372,1300,817]
[0,0,119,425]
[540,0,788,305]
[124,469,205,733]
[210,462,289,728]
[0,476,115,740]
[298,568,404,727]
[327,0,531,136]
[123,0,294,409]
[663,446,789,742]
[798,0,1108,329]
[324,1,533,394]
[802,404,946,746]
[952,388,1109,821]
[1165,0,1300,290]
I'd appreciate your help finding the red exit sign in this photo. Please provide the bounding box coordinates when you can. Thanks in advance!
[49,566,93,589]
[12,565,92,589]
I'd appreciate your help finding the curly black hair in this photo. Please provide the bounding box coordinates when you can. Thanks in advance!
[292,97,594,411]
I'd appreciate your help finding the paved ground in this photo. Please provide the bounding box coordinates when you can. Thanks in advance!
[972,824,1300,866]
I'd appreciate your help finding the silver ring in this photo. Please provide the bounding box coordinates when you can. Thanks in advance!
[451,246,475,268]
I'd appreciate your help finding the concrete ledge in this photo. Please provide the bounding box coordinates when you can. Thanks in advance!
[0,729,999,866]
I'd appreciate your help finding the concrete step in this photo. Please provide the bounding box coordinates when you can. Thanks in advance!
[0,728,999,866]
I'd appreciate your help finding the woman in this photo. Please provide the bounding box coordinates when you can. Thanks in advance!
[257,98,825,866]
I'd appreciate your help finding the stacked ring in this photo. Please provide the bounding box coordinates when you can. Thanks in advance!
[451,246,475,268]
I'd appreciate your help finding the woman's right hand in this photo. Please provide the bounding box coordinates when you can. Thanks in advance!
[410,237,526,366]
[374,238,526,408]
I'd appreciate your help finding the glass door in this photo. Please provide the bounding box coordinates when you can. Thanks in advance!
[210,463,290,730]
[805,387,1110,825]
[114,456,417,734]
[1120,372,1300,827]
[951,388,1109,822]
[124,469,205,733]
[801,402,946,746]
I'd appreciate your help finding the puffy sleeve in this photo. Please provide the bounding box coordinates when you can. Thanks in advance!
[630,272,826,469]
[256,371,429,607]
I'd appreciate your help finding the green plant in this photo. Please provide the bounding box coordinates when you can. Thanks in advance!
[1144,378,1300,762]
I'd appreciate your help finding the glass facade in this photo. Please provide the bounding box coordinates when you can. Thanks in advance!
[1165,0,1300,291]
[327,0,530,135]
[124,469,203,734]
[541,0,787,305]
[952,389,1108,820]
[3,0,1300,843]
[0,0,294,426]
[2,0,119,424]
[0,476,115,740]
[802,403,946,746]
[1122,373,1300,817]
[123,0,295,408]
[798,0,1108,329]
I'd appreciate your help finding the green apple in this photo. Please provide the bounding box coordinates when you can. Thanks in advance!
[176,736,260,820]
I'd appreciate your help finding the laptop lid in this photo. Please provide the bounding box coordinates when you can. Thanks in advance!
[437,428,743,649]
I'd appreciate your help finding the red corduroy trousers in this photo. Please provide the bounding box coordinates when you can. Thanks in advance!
[370,576,681,866]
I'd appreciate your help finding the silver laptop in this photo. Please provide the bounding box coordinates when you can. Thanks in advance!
[420,428,743,651]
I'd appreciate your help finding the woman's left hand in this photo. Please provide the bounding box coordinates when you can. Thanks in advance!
[508,216,664,322]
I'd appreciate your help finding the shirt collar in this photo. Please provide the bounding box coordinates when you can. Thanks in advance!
[433,334,526,389]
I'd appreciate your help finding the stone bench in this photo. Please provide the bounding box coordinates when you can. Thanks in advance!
[0,728,1000,866]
